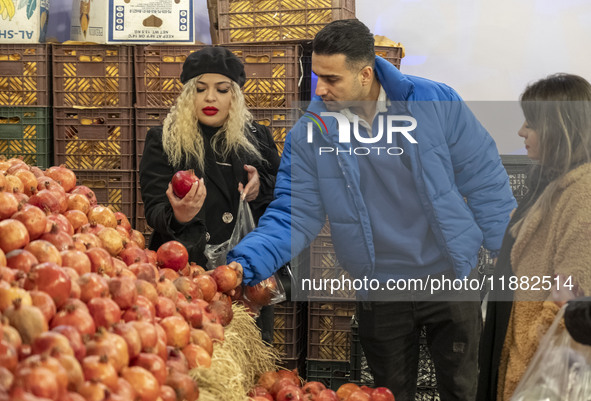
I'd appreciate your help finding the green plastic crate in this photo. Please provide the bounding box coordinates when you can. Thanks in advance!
[0,107,51,168]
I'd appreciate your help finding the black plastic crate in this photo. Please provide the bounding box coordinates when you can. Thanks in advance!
[349,316,373,386]
[307,302,355,361]
[479,156,532,279]
[278,353,306,378]
[0,106,51,168]
[501,155,533,204]
[305,359,351,391]
[417,342,438,389]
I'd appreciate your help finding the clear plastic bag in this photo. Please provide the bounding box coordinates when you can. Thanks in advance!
[204,198,256,270]
[511,305,591,401]
[204,198,286,306]
[243,273,287,307]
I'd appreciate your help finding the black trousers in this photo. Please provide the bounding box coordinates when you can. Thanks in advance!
[357,300,481,401]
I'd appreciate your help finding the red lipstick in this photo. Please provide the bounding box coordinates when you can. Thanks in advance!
[202,107,218,116]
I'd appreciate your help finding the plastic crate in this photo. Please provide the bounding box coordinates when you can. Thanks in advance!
[305,359,351,391]
[135,107,169,169]
[0,107,51,168]
[52,45,133,107]
[478,156,532,279]
[417,342,438,390]
[53,108,134,171]
[349,316,370,385]
[374,46,404,69]
[309,234,357,300]
[307,302,355,361]
[225,44,301,108]
[0,44,50,107]
[501,155,533,204]
[273,301,307,359]
[74,169,135,218]
[251,107,300,155]
[217,0,355,43]
[134,45,205,108]
[278,353,306,378]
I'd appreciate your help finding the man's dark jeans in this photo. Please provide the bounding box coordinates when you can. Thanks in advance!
[357,298,481,401]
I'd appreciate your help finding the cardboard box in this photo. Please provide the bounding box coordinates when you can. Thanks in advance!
[0,0,50,43]
[70,0,194,44]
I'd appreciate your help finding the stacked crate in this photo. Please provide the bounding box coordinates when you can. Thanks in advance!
[51,44,135,217]
[304,221,357,389]
[273,301,308,375]
[306,301,356,390]
[0,44,52,168]
[217,0,355,44]
[226,43,303,154]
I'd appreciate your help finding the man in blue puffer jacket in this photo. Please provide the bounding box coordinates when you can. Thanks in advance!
[228,19,516,401]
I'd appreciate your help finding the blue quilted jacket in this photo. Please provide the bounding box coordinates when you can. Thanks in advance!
[229,56,517,285]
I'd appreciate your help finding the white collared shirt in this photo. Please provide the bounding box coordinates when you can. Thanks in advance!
[340,85,390,137]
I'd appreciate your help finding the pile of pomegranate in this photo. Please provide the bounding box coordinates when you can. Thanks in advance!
[250,370,396,401]
[0,159,269,401]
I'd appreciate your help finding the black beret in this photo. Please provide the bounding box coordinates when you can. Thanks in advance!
[180,46,246,87]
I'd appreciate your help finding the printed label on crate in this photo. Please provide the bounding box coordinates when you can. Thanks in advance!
[70,0,194,44]
[0,0,49,43]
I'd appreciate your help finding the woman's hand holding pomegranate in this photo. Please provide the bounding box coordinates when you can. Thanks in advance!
[238,164,260,202]
[166,179,206,223]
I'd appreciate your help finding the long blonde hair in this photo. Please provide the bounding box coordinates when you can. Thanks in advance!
[511,73,591,236]
[162,76,262,172]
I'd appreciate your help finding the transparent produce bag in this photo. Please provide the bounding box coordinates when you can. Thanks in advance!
[204,198,256,270]
[243,272,287,307]
[511,305,591,401]
[204,198,287,306]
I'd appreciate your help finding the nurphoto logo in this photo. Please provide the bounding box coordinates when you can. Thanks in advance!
[305,111,418,156]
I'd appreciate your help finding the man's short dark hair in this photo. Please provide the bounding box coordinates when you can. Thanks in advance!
[312,19,375,69]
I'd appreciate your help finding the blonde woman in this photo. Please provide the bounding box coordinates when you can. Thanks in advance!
[139,47,280,270]
[478,73,591,401]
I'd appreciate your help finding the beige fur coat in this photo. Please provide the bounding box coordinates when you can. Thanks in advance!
[496,163,591,400]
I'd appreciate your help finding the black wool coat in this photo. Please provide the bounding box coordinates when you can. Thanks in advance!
[139,122,281,267]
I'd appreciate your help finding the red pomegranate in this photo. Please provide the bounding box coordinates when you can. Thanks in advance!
[45,165,77,192]
[71,185,97,207]
[11,204,47,240]
[0,219,30,253]
[171,170,199,199]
